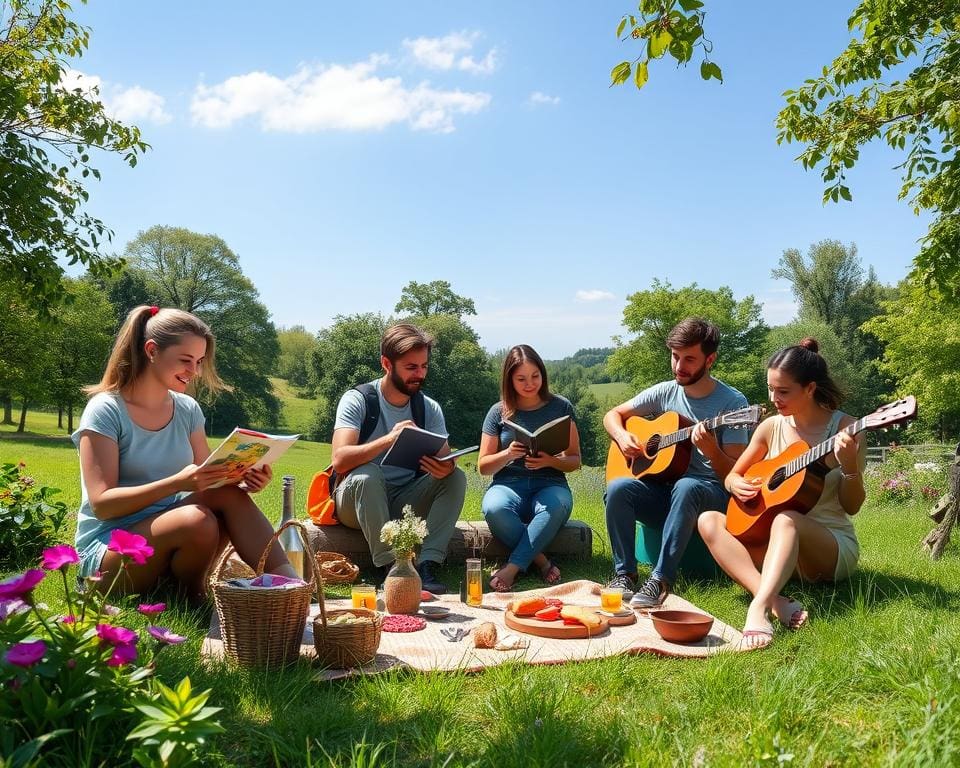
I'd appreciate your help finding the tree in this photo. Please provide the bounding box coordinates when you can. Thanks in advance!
[276,326,318,390]
[863,279,960,442]
[395,280,477,319]
[612,2,960,298]
[47,279,115,432]
[607,279,768,404]
[0,282,52,429]
[1,0,147,316]
[123,226,280,432]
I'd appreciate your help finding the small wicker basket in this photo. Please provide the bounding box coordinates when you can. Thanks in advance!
[313,562,382,668]
[210,520,315,668]
[314,550,360,585]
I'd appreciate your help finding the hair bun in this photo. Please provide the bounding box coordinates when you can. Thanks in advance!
[798,337,820,354]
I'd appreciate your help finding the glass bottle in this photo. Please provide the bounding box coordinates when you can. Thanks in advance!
[278,475,304,579]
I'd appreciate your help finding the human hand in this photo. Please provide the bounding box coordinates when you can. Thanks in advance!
[691,422,719,453]
[420,454,455,479]
[503,441,528,462]
[833,432,860,474]
[524,452,555,471]
[727,474,762,503]
[617,430,643,459]
[176,463,232,492]
[239,463,272,493]
[388,419,417,441]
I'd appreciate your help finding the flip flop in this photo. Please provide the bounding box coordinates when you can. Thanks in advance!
[538,560,561,585]
[489,573,514,593]
[776,598,808,631]
[740,619,774,651]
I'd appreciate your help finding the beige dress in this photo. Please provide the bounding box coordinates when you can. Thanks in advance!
[766,411,861,581]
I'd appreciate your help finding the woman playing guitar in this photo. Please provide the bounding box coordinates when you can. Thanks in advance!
[697,338,865,650]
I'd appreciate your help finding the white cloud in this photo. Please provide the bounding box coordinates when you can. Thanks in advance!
[575,289,616,302]
[190,58,490,134]
[61,70,172,125]
[528,91,560,106]
[403,32,497,75]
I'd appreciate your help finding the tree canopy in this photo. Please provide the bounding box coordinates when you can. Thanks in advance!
[1,0,147,316]
[395,280,477,318]
[612,1,960,298]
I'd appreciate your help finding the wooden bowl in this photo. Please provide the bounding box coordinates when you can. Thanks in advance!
[649,609,714,643]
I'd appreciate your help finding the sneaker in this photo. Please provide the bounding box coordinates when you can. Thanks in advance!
[629,576,669,609]
[417,560,448,595]
[606,572,637,599]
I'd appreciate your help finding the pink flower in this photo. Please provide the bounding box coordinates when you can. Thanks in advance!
[106,643,137,667]
[61,614,77,624]
[42,545,80,571]
[0,598,28,620]
[137,603,166,616]
[96,624,137,646]
[147,626,187,645]
[0,570,44,600]
[102,604,120,616]
[107,529,154,565]
[5,640,46,667]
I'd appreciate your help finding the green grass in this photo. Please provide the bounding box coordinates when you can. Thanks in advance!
[588,382,632,408]
[4,433,960,766]
[270,377,317,435]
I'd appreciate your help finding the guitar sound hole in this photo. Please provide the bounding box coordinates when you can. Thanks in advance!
[768,468,785,491]
[646,435,661,456]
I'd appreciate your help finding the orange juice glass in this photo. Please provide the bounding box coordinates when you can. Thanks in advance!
[466,558,483,606]
[351,583,376,610]
[600,587,622,612]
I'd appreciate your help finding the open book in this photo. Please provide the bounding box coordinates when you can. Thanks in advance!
[201,428,299,488]
[503,414,571,457]
[381,425,449,471]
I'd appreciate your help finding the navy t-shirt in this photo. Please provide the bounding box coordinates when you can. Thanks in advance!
[481,395,577,485]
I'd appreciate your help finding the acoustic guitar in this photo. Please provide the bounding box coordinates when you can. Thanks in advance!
[725,396,917,544]
[605,405,764,485]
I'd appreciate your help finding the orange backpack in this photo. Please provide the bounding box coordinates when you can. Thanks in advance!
[307,465,338,526]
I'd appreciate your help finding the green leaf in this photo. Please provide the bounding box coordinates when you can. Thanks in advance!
[611,61,632,86]
[700,61,723,82]
[839,185,852,201]
[649,29,673,59]
[678,0,704,9]
[617,17,628,38]
[635,61,649,89]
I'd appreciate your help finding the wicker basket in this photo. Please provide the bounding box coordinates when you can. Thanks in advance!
[313,562,382,668]
[210,520,315,668]
[314,550,359,585]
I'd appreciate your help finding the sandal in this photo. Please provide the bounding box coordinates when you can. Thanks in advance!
[740,619,774,651]
[489,573,515,593]
[775,598,808,631]
[538,559,561,585]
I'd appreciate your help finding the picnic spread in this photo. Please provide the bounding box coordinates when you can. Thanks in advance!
[202,579,746,680]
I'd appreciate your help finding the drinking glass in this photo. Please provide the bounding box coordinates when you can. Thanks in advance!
[351,583,376,610]
[600,587,623,612]
[466,558,483,606]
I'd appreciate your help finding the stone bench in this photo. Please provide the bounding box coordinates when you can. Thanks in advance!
[305,519,593,569]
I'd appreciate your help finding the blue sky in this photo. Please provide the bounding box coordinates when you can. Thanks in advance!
[67,1,926,359]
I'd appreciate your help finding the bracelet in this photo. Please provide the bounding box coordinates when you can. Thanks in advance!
[841,470,860,480]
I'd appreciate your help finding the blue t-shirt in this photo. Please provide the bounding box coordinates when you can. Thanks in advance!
[71,391,206,554]
[333,380,447,487]
[481,395,577,485]
[628,379,749,480]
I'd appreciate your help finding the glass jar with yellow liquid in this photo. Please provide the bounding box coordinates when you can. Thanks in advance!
[465,558,483,606]
[351,583,376,610]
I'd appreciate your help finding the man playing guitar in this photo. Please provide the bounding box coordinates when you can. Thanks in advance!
[604,317,749,608]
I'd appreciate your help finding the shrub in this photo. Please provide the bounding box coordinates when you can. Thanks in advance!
[0,462,68,571]
[0,534,223,767]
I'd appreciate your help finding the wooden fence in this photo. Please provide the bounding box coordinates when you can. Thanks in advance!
[866,443,958,465]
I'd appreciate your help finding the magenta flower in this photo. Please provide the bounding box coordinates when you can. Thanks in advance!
[107,529,154,565]
[61,614,77,624]
[42,545,79,571]
[96,624,137,647]
[0,598,28,620]
[137,603,166,615]
[106,643,138,667]
[147,626,187,645]
[0,570,44,600]
[5,640,46,667]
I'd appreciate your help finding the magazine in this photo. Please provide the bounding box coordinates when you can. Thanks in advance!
[200,427,299,488]
[503,414,571,457]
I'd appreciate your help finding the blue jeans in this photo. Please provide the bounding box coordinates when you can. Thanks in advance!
[604,475,727,584]
[482,478,573,570]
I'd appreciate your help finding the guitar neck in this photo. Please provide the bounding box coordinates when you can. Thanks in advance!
[658,413,725,450]
[784,418,866,477]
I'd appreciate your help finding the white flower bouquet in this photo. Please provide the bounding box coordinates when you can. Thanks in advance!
[379,506,429,557]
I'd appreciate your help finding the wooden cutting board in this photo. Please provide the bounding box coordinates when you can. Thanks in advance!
[505,609,610,639]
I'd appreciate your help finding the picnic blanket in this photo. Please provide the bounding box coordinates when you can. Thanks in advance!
[202,579,745,681]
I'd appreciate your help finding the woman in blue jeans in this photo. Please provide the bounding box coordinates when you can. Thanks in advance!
[479,345,581,592]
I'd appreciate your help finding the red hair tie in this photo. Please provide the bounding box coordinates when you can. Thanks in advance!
[149,306,159,316]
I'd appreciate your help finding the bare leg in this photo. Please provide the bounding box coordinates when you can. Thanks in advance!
[99,504,220,600]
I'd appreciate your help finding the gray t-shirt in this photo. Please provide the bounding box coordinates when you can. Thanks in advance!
[334,380,447,487]
[481,395,577,485]
[71,391,206,553]
[628,379,749,480]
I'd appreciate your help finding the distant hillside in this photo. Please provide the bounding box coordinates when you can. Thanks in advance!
[270,377,316,434]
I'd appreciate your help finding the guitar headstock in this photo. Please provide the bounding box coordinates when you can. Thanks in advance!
[719,404,766,429]
[863,396,917,430]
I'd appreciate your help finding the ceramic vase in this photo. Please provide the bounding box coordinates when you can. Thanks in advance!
[383,551,421,615]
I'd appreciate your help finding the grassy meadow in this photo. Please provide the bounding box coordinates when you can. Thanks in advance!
[2,417,959,767]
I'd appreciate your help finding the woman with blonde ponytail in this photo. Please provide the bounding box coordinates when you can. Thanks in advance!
[73,305,295,599]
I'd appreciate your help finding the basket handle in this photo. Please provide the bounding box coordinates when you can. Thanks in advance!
[316,547,329,628]
[210,542,240,590]
[255,520,316,588]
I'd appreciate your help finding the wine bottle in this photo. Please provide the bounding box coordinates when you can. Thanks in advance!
[278,475,304,579]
